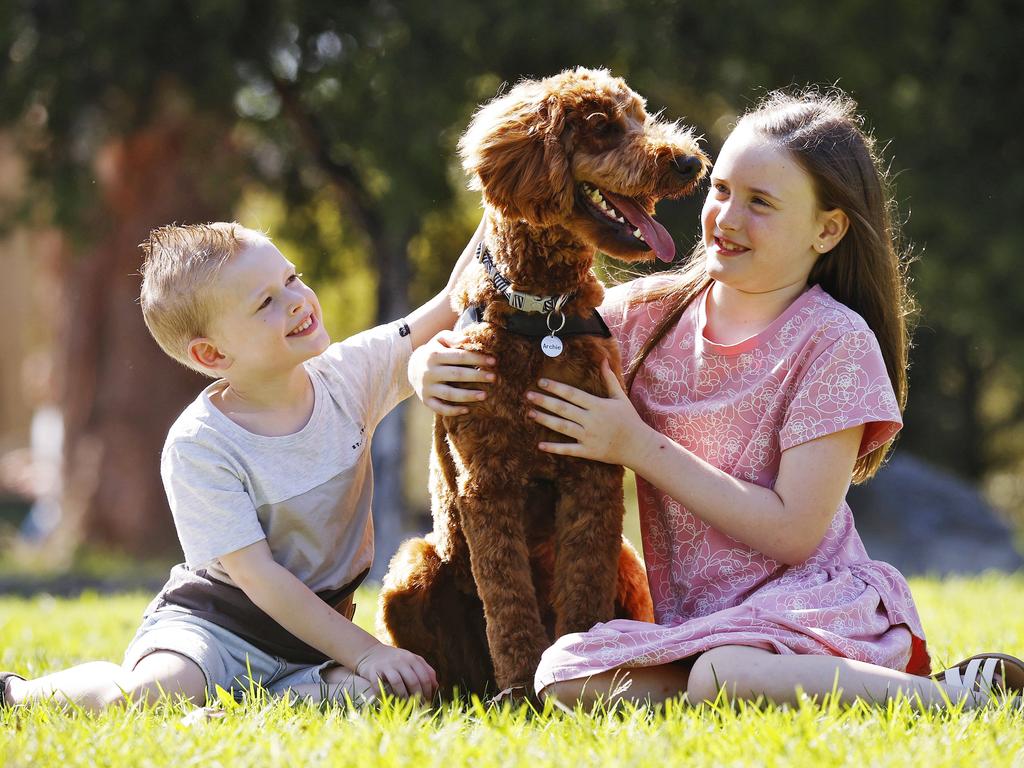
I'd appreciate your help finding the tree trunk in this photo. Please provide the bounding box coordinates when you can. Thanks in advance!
[369,227,413,581]
[55,116,242,558]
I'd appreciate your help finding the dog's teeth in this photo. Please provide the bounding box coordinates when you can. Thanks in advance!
[633,228,645,241]
[616,216,625,223]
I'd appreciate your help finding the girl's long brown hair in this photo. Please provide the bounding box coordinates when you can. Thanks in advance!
[624,89,916,483]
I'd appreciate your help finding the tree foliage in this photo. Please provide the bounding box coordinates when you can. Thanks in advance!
[2,0,1022,552]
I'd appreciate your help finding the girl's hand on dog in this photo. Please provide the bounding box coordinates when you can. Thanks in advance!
[527,358,652,467]
[409,330,496,416]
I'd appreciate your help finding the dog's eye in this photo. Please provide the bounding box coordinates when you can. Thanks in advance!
[590,116,623,140]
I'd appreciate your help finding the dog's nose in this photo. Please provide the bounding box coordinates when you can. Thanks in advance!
[672,155,703,180]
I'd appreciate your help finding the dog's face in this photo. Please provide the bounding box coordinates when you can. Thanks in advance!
[459,68,708,263]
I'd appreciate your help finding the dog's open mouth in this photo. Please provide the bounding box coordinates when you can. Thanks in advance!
[577,182,676,263]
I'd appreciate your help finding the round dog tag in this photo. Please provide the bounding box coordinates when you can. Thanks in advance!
[541,335,563,357]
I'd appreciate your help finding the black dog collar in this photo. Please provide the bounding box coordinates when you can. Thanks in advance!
[456,303,611,339]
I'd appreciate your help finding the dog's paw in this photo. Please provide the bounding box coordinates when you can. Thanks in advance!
[489,685,535,707]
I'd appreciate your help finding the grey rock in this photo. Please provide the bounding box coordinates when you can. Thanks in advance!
[848,453,1023,576]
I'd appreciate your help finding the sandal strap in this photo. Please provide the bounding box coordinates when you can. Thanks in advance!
[940,657,1001,702]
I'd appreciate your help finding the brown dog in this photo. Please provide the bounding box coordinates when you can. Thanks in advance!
[378,68,708,698]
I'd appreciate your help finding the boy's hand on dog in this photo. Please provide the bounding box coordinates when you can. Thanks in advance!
[526,358,651,467]
[410,330,496,416]
[354,642,438,700]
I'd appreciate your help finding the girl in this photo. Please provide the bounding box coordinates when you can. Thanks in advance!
[411,88,1024,709]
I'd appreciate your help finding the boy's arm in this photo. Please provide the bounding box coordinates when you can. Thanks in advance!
[403,215,486,348]
[218,540,437,698]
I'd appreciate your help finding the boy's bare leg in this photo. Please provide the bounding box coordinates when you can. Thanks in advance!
[5,652,206,713]
[540,662,692,708]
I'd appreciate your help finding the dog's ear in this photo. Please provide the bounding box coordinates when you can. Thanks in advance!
[459,85,575,227]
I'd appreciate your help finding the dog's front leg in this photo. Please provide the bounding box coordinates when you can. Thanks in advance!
[458,492,551,692]
[552,461,626,636]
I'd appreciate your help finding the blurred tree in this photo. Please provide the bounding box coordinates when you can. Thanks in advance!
[1,0,1021,559]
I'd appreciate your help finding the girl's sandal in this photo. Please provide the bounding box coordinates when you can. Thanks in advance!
[932,653,1024,707]
[0,672,25,709]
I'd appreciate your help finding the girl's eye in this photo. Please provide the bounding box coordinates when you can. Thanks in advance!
[287,272,303,285]
[713,182,729,195]
[751,197,772,208]
[257,296,272,311]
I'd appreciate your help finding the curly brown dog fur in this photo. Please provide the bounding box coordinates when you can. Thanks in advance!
[378,68,708,697]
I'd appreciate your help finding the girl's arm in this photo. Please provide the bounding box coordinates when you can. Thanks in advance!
[403,216,487,349]
[527,359,863,565]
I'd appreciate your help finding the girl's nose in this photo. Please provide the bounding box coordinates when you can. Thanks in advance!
[717,201,740,231]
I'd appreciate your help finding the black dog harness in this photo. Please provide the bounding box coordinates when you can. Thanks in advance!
[456,303,611,339]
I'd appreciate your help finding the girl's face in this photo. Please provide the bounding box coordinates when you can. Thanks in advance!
[701,127,845,295]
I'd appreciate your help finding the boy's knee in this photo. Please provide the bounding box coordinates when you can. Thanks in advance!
[126,651,207,705]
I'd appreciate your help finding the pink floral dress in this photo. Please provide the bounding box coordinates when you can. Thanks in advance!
[534,279,931,693]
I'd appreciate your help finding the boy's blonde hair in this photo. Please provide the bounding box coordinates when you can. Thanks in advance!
[140,221,268,375]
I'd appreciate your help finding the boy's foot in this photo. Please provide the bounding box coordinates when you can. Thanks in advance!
[1,673,25,708]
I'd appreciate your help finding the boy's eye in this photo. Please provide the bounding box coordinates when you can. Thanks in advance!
[751,197,772,208]
[257,296,272,311]
[287,272,303,285]
[713,182,729,195]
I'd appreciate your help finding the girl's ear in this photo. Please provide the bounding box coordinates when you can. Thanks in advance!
[188,338,230,373]
[816,208,850,254]
[459,86,576,227]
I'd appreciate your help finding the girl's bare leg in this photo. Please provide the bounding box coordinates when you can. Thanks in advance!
[686,645,966,709]
[542,645,980,710]
[540,661,692,708]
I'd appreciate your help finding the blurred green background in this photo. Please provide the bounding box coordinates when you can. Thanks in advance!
[0,0,1021,582]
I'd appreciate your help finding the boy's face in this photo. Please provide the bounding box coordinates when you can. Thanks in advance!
[190,240,330,378]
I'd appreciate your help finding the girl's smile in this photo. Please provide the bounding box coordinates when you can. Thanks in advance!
[710,235,750,255]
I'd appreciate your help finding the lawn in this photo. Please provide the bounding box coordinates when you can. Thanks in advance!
[3,574,1024,767]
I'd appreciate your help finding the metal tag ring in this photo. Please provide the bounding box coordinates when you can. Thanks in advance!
[546,310,567,334]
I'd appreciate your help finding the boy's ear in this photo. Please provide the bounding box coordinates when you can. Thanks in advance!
[188,338,231,373]
[816,208,850,253]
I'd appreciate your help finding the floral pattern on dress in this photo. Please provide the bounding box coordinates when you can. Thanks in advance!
[535,280,930,694]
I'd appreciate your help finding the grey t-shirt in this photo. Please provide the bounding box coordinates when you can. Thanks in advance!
[149,321,413,661]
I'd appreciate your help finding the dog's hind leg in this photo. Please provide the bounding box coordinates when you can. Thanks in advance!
[552,462,626,636]
[615,537,655,623]
[377,537,494,698]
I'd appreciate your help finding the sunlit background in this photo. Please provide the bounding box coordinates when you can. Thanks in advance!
[0,1,1021,586]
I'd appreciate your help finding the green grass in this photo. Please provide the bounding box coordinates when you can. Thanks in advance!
[3,576,1024,767]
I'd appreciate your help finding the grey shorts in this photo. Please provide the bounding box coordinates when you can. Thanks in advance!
[122,608,373,702]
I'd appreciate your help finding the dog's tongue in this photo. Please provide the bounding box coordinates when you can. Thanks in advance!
[603,191,676,263]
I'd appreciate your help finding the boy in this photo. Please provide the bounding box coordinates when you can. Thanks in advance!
[1,220,484,711]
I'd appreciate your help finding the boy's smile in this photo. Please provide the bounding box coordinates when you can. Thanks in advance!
[287,312,318,337]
